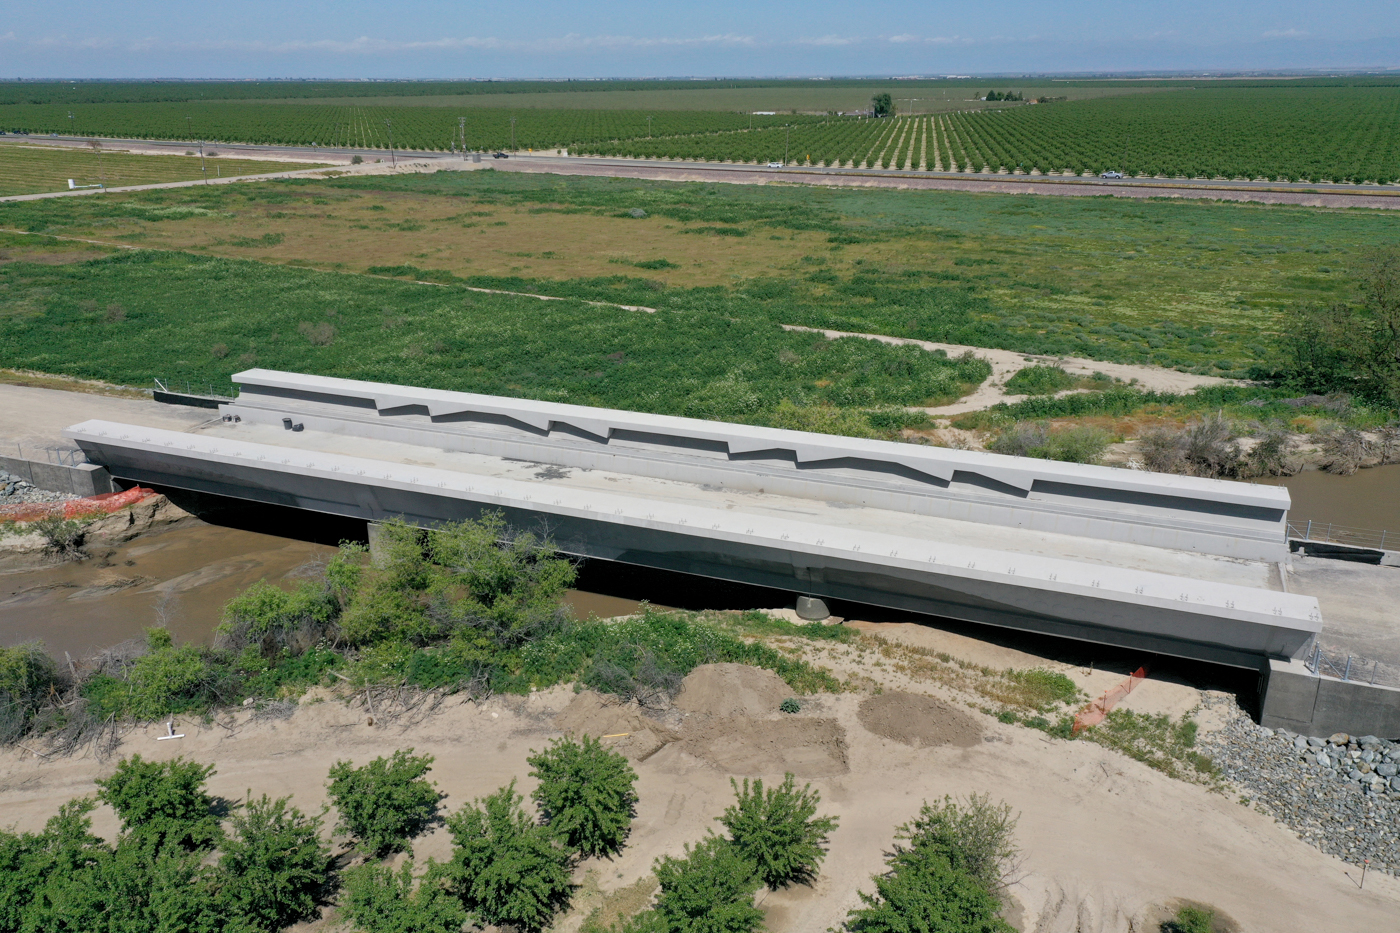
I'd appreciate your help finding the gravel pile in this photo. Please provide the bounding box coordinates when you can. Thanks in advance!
[0,471,76,506]
[1199,695,1400,875]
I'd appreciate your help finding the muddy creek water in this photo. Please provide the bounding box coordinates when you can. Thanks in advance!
[1261,463,1400,537]
[0,514,777,658]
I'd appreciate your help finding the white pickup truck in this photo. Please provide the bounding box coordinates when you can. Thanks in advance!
[1100,170,1124,179]
[767,161,784,168]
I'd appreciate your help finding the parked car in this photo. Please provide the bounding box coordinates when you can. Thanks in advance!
[493,151,510,159]
[767,161,783,168]
[1100,170,1124,179]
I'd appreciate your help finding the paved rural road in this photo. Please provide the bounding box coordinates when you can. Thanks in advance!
[8,133,1400,210]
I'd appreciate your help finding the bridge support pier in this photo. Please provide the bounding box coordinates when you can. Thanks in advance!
[796,595,830,622]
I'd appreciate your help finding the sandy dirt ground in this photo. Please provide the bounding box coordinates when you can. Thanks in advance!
[3,644,1397,933]
[778,325,1235,417]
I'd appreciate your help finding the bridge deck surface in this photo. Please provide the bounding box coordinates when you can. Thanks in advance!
[217,419,1282,592]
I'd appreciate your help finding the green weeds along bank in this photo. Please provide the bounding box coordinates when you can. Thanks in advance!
[0,248,987,435]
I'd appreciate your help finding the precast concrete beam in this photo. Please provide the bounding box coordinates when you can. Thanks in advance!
[223,370,1292,561]
[67,419,1321,669]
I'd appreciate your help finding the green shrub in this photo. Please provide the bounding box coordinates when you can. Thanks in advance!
[989,421,1110,464]
[845,843,1014,933]
[779,697,801,714]
[340,859,468,933]
[528,734,639,858]
[446,780,574,933]
[326,749,443,857]
[718,773,838,889]
[218,579,338,656]
[1162,905,1216,933]
[217,793,331,932]
[0,642,59,744]
[648,835,763,933]
[94,754,221,852]
[1004,364,1075,396]
[895,794,1020,898]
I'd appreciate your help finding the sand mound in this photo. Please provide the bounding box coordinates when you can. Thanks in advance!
[857,691,981,748]
[678,717,848,777]
[554,691,675,760]
[674,663,792,719]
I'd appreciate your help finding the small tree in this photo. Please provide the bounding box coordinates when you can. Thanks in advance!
[326,749,443,857]
[871,93,893,118]
[528,734,639,858]
[95,754,220,852]
[718,773,838,889]
[845,844,1013,933]
[896,794,1020,899]
[446,780,573,932]
[650,835,762,933]
[341,858,468,933]
[217,793,331,932]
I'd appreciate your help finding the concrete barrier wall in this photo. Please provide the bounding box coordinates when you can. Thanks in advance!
[1261,659,1400,739]
[225,369,1295,561]
[0,455,113,497]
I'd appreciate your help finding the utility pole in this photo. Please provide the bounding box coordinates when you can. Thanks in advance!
[67,111,74,133]
[784,124,790,166]
[185,115,192,139]
[459,116,466,159]
[1122,134,1130,176]
[384,118,396,167]
[647,115,652,138]
[199,140,207,183]
[510,116,516,151]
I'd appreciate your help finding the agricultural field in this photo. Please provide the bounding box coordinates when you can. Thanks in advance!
[1,168,1394,387]
[0,105,828,152]
[0,82,1396,183]
[0,141,324,196]
[593,87,1400,184]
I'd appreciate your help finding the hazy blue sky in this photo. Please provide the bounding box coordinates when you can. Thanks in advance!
[2,1,1396,79]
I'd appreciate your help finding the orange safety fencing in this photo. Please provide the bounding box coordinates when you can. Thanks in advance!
[1072,665,1149,734]
[0,487,157,523]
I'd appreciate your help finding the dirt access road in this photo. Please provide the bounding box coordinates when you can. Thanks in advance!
[7,134,1400,210]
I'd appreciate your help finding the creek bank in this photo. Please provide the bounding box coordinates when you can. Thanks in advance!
[1199,694,1400,876]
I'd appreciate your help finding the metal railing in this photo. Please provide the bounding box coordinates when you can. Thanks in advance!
[153,378,235,401]
[8,442,90,467]
[1306,644,1395,688]
[1288,519,1392,552]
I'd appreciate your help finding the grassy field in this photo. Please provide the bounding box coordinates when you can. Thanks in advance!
[0,142,325,196]
[0,235,987,436]
[2,169,1393,378]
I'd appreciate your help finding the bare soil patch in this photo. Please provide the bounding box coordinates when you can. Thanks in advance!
[554,691,676,761]
[857,690,982,748]
[676,716,849,778]
[674,662,792,720]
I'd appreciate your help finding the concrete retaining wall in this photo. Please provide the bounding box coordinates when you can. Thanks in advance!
[1261,659,1400,739]
[0,455,113,497]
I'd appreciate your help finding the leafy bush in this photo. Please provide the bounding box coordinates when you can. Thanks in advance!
[896,795,1020,898]
[31,517,86,558]
[845,842,1014,933]
[446,780,575,933]
[326,749,443,857]
[528,734,639,858]
[1140,414,1241,477]
[340,859,468,933]
[1162,905,1216,933]
[217,793,331,931]
[645,835,763,933]
[94,754,221,852]
[0,643,59,744]
[1004,365,1075,396]
[989,421,1109,464]
[780,697,801,714]
[217,579,339,656]
[718,773,838,889]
